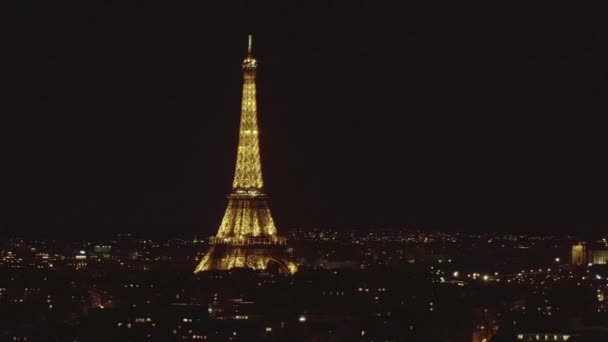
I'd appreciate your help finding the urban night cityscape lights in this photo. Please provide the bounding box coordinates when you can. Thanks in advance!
[4,3,606,341]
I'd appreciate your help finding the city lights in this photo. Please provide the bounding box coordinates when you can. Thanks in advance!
[2,9,606,340]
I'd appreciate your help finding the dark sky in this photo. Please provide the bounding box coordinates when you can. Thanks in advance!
[4,3,607,236]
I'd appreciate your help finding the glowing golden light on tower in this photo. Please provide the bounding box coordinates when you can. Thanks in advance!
[233,35,263,191]
[194,36,297,274]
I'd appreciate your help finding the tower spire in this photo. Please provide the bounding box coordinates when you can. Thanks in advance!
[248,34,253,56]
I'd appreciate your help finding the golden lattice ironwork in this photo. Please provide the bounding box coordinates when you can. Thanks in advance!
[194,245,298,274]
[194,36,297,274]
[233,35,263,191]
[216,194,277,238]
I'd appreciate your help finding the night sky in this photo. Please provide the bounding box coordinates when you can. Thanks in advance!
[4,3,607,236]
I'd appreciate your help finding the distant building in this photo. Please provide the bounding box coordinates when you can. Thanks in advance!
[571,243,587,266]
[515,332,577,341]
[93,245,112,259]
[590,249,608,265]
[208,298,257,321]
[313,259,358,269]
[571,242,608,266]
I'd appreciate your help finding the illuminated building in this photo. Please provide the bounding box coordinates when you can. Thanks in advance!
[571,242,587,266]
[590,248,608,265]
[515,333,574,341]
[208,298,256,320]
[194,36,297,274]
[571,242,608,265]
[93,245,112,259]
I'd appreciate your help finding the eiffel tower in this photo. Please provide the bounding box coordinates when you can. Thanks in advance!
[194,36,297,274]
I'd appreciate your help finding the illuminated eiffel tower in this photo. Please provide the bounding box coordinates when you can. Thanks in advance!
[194,36,297,274]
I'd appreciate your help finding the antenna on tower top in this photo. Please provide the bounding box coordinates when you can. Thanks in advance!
[248,35,253,55]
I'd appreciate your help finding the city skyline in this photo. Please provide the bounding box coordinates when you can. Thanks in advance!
[3,4,608,340]
[5,4,605,235]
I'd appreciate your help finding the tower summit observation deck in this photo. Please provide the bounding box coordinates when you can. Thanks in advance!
[194,36,297,274]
